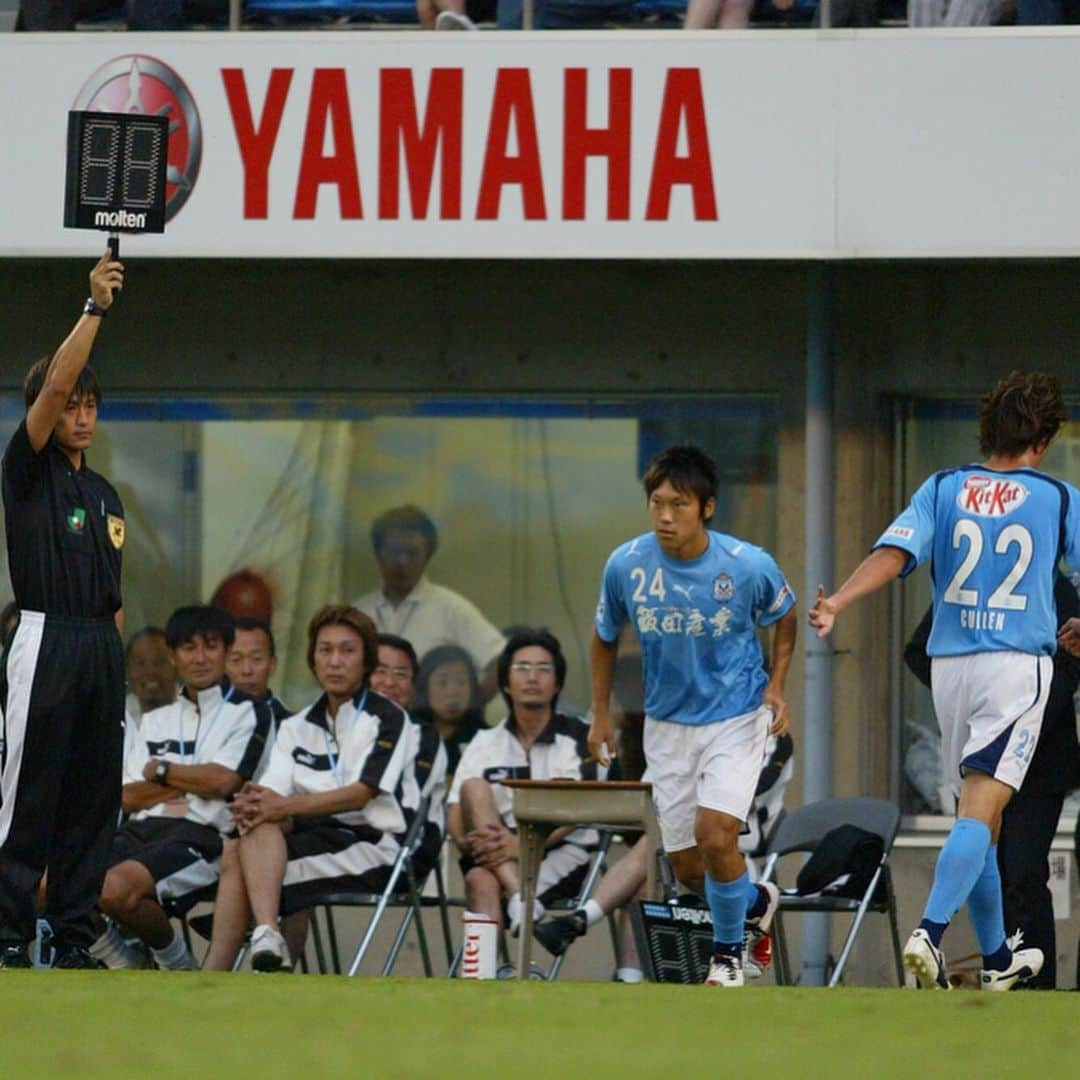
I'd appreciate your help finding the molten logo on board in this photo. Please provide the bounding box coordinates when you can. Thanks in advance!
[73,55,202,222]
[957,475,1030,518]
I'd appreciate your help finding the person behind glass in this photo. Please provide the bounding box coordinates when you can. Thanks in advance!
[412,644,487,777]
[91,605,273,970]
[226,617,292,729]
[447,630,606,940]
[906,576,1080,989]
[353,505,505,704]
[0,252,126,971]
[203,606,411,972]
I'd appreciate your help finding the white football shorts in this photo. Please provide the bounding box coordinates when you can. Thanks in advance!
[930,651,1052,797]
[643,705,771,854]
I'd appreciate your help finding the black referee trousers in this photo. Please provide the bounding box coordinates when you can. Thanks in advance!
[0,611,124,949]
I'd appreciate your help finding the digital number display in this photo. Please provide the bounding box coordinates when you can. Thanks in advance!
[64,111,168,234]
[630,900,715,984]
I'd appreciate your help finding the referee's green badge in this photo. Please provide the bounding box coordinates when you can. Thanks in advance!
[66,507,86,534]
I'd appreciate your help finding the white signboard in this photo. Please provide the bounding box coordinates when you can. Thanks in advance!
[2,30,1080,259]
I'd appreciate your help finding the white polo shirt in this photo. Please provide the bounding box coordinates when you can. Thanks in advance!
[259,689,411,836]
[448,712,606,847]
[352,576,505,669]
[124,680,274,834]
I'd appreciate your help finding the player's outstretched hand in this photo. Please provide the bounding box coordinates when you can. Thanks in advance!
[90,249,124,310]
[808,584,837,638]
[1057,617,1080,657]
[587,711,616,767]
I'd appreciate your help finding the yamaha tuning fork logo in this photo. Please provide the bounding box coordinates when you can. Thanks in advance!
[73,55,202,221]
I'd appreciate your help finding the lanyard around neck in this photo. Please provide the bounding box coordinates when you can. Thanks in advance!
[180,684,235,765]
[325,689,366,788]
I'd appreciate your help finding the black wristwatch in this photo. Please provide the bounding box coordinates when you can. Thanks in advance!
[153,759,170,784]
[83,297,108,318]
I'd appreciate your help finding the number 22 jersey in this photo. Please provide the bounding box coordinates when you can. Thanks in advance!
[876,466,1080,657]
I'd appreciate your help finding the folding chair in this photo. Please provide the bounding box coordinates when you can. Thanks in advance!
[545,831,619,981]
[758,797,904,988]
[446,830,616,980]
[310,795,455,977]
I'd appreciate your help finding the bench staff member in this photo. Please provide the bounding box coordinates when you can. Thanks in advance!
[0,252,126,969]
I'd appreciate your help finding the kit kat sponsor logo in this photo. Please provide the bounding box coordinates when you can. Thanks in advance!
[957,476,1029,518]
[74,55,202,221]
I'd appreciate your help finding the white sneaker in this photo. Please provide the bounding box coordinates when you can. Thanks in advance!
[980,931,1044,992]
[250,924,290,973]
[742,881,780,979]
[435,10,477,29]
[705,951,744,987]
[903,928,950,990]
[742,927,772,980]
[748,881,781,934]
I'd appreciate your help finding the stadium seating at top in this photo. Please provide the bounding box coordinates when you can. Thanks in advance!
[4,0,1076,40]
[13,0,1077,32]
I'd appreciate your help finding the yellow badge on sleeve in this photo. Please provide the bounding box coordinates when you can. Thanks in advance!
[107,514,125,550]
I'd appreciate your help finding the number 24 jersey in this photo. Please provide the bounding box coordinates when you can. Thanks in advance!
[595,531,795,726]
[876,466,1080,657]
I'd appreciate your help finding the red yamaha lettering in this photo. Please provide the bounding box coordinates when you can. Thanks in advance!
[222,67,294,220]
[294,68,363,220]
[379,68,463,220]
[221,64,720,224]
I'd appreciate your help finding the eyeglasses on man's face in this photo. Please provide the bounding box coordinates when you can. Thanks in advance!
[509,661,555,675]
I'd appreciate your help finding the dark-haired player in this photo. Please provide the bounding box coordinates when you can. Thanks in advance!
[93,606,272,969]
[0,252,126,969]
[589,444,796,987]
[811,371,1074,990]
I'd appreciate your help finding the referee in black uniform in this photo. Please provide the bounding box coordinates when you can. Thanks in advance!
[0,251,125,968]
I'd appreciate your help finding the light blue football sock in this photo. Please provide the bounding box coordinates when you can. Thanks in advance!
[705,871,751,947]
[922,817,992,932]
[966,843,1007,961]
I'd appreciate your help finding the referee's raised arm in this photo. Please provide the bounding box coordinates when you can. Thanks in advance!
[25,251,123,453]
[0,251,128,970]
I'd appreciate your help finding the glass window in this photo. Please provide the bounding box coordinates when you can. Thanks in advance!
[0,395,778,712]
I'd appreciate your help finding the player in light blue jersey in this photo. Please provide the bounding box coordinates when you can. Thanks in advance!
[811,372,1072,991]
[588,445,797,987]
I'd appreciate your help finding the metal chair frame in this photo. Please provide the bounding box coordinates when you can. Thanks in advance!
[309,794,455,977]
[758,796,905,988]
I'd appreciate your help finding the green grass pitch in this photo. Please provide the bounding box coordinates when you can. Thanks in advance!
[0,974,1076,1078]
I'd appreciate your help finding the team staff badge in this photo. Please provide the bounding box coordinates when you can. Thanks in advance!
[107,514,125,549]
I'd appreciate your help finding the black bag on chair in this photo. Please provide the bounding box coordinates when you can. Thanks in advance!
[795,825,884,900]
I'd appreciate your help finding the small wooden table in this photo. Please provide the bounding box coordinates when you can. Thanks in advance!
[501,780,659,981]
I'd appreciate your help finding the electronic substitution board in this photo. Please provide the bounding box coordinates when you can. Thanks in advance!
[630,898,715,984]
[64,111,169,247]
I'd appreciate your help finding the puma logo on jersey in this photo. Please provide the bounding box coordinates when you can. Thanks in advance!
[672,584,694,600]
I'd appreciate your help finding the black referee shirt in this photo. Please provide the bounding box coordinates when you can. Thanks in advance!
[2,420,124,618]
